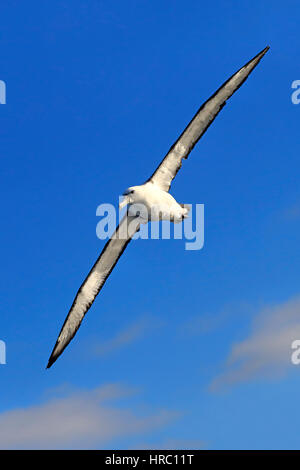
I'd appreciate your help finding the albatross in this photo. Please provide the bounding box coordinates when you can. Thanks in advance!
[47,46,269,368]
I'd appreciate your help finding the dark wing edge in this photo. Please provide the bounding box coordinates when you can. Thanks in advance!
[46,214,140,369]
[148,46,270,192]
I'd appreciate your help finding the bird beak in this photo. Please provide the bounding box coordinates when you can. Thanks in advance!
[119,196,129,209]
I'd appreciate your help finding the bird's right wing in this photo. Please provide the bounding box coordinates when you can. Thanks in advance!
[47,214,140,368]
[148,46,269,192]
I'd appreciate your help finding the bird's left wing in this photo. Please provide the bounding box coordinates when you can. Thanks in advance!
[47,214,140,368]
[148,46,269,192]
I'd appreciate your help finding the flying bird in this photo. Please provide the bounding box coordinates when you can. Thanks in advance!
[47,46,269,368]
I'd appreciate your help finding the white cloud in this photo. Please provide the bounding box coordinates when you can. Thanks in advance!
[210,296,300,390]
[0,383,178,449]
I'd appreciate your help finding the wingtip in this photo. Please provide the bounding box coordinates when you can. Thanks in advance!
[243,45,270,71]
[46,348,59,369]
[46,357,54,369]
[258,45,270,57]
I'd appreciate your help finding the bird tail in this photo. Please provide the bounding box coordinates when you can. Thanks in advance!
[180,203,190,218]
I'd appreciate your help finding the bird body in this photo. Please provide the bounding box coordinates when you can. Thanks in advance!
[120,182,189,223]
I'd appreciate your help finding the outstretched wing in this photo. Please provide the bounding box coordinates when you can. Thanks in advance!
[47,214,140,368]
[148,46,269,192]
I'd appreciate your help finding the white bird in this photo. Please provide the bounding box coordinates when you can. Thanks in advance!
[47,46,269,368]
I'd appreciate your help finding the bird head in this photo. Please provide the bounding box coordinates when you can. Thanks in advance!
[119,187,136,209]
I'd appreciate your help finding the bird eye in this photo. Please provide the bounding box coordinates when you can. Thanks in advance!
[123,189,134,196]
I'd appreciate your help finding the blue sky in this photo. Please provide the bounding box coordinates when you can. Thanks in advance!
[1,0,300,449]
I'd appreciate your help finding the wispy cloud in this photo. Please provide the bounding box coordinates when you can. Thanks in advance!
[0,383,178,449]
[180,302,251,336]
[210,296,300,390]
[91,315,162,357]
[282,203,300,221]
